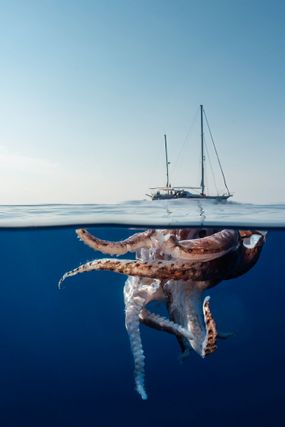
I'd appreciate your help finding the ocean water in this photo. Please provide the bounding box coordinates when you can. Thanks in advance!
[0,201,284,426]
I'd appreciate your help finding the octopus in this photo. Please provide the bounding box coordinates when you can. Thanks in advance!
[59,227,265,400]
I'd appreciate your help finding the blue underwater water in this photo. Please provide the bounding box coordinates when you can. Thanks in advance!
[0,202,284,426]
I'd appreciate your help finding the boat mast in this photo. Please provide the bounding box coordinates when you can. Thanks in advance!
[164,134,171,192]
[200,105,205,196]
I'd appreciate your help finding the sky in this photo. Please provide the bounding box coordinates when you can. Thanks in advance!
[0,0,284,204]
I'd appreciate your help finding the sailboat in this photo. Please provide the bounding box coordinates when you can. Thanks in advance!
[148,105,232,201]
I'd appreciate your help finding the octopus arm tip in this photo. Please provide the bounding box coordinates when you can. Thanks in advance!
[58,271,74,289]
[136,385,148,400]
[58,276,65,290]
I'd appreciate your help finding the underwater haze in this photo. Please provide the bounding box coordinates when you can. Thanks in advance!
[0,201,284,427]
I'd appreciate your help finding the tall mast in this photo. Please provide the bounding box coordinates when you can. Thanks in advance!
[164,134,170,190]
[200,105,205,196]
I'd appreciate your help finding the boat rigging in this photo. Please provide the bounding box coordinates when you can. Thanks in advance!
[148,105,232,201]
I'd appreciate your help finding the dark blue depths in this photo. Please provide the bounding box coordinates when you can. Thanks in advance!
[0,228,284,427]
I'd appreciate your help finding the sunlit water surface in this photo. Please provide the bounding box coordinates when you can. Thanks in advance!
[0,201,284,426]
[0,200,284,228]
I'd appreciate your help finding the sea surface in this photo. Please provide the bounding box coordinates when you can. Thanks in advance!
[0,200,284,427]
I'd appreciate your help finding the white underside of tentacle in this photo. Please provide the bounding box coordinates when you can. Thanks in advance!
[165,280,208,356]
[140,308,194,340]
[125,296,147,400]
[123,276,162,400]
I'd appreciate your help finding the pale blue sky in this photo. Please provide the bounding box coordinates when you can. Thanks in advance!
[0,0,284,204]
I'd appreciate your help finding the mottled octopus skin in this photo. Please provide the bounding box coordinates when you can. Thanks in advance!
[59,228,265,400]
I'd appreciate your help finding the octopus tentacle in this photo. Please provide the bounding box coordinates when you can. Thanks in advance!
[76,228,240,263]
[139,308,194,340]
[58,258,228,287]
[165,280,217,357]
[76,229,155,255]
[202,296,218,357]
[161,229,240,262]
[124,277,148,400]
[125,300,147,400]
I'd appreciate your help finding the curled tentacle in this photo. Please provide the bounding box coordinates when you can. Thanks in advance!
[76,228,240,263]
[202,296,218,357]
[161,229,240,262]
[76,229,155,255]
[165,280,217,357]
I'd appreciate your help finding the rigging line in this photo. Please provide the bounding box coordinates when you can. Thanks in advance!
[204,137,219,195]
[171,107,200,180]
[203,110,231,195]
